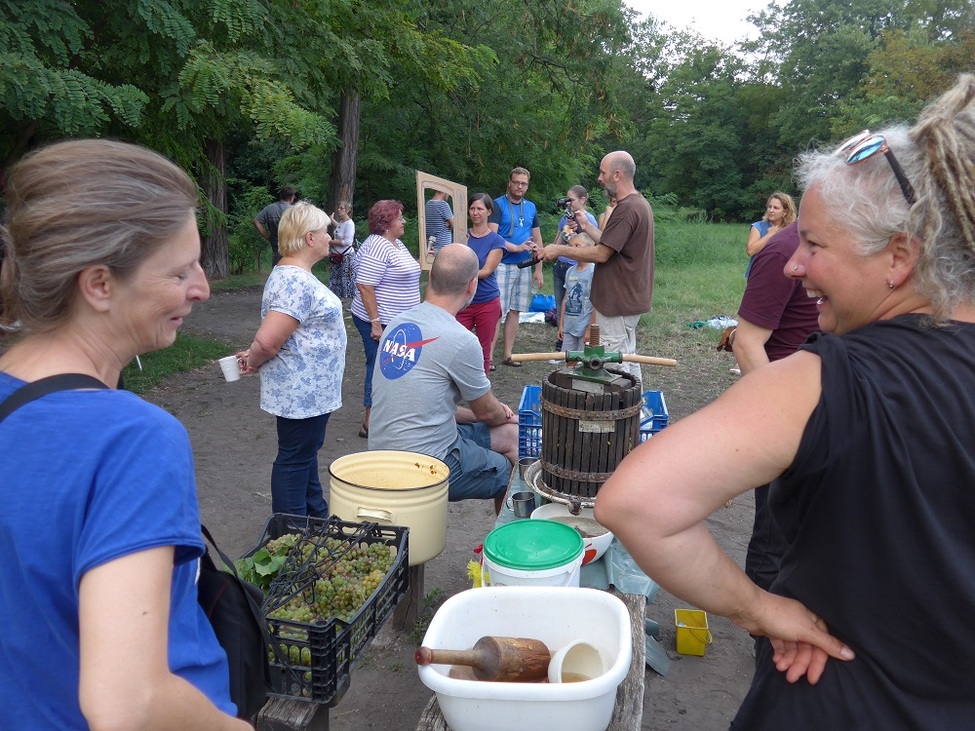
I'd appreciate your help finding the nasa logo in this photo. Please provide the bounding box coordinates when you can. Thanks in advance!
[378,323,439,380]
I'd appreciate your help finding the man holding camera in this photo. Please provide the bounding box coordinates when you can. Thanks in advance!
[540,151,654,387]
[489,167,544,368]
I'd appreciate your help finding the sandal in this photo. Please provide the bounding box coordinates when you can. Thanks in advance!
[358,425,369,438]
[489,362,497,372]
[501,357,522,368]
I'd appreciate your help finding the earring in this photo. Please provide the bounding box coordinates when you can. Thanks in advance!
[888,280,895,289]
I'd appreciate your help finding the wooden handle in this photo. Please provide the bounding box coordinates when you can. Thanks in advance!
[620,354,677,367]
[415,636,550,682]
[509,353,677,367]
[510,353,565,362]
[416,646,481,668]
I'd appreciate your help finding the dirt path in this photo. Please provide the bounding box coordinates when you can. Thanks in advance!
[147,286,754,730]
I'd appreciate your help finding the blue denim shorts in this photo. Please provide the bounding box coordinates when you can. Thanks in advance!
[443,423,510,500]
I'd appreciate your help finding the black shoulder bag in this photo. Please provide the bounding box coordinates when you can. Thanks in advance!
[0,374,270,719]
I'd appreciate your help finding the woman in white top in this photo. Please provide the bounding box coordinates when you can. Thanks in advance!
[350,200,421,437]
[328,200,356,299]
[239,202,347,516]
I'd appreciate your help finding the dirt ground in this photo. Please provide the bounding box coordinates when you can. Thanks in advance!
[148,284,755,730]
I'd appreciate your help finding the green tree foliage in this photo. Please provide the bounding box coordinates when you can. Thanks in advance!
[0,1,148,169]
[346,0,635,207]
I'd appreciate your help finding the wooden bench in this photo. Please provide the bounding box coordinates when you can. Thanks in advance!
[415,589,647,731]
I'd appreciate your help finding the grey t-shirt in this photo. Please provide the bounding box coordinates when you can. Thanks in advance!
[369,302,490,460]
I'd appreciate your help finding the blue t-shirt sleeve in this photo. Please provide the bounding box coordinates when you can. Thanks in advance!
[75,400,202,585]
[489,198,505,228]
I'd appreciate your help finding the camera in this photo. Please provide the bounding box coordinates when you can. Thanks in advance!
[556,196,578,235]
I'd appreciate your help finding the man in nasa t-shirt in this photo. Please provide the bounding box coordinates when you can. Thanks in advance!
[368,245,519,512]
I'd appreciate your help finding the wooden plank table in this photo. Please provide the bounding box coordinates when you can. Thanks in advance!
[415,589,647,731]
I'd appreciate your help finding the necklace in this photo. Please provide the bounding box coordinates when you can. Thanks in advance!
[508,196,525,228]
[470,225,491,237]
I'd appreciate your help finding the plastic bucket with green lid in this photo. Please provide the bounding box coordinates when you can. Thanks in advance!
[481,520,584,587]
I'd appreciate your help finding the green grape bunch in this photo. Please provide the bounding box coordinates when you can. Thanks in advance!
[267,537,398,665]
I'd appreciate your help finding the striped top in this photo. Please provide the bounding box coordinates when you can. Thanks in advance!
[350,234,421,324]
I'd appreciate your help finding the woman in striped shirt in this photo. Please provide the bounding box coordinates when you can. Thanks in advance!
[350,200,421,438]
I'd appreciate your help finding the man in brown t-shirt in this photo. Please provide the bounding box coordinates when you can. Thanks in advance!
[540,151,654,386]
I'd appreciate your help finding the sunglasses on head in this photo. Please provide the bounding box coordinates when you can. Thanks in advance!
[837,130,917,206]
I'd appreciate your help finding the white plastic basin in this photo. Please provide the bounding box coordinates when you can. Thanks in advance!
[530,502,614,565]
[417,586,632,731]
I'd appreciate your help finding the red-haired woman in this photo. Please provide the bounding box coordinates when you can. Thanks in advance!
[350,200,421,437]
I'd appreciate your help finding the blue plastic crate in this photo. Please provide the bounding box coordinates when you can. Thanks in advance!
[518,385,669,460]
[517,385,543,460]
[640,389,669,435]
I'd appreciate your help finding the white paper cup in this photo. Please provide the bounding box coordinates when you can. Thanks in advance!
[218,355,241,382]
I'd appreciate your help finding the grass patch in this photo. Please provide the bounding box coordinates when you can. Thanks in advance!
[409,587,446,645]
[647,221,747,340]
[122,332,230,394]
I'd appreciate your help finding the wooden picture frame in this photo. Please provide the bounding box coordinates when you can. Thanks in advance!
[416,171,468,271]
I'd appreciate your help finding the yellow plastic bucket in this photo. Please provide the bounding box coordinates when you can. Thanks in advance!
[674,609,713,656]
[328,450,449,566]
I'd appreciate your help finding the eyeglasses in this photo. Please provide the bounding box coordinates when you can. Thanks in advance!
[837,130,917,206]
[510,180,529,188]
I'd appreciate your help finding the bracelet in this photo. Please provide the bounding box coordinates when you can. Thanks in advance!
[370,318,381,323]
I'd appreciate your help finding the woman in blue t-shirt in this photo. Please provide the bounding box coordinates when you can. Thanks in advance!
[744,191,796,278]
[457,193,507,374]
[0,140,248,729]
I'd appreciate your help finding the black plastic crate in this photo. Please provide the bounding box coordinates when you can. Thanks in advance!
[244,514,410,705]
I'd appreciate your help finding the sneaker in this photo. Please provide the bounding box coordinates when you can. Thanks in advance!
[548,359,563,365]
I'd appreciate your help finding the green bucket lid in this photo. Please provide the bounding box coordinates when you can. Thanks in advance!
[483,520,584,570]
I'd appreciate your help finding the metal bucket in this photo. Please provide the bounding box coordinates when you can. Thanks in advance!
[328,450,449,566]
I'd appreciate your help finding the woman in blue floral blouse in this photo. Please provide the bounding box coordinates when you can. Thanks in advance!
[239,202,347,516]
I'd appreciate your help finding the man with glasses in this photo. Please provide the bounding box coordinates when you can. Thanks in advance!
[489,167,544,368]
[540,151,653,387]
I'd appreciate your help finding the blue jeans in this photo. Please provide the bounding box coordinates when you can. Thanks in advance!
[353,314,380,409]
[271,413,331,517]
[552,260,571,322]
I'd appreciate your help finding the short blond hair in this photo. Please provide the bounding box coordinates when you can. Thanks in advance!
[277,202,331,256]
[568,232,596,247]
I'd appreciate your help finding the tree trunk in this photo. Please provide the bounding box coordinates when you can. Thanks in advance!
[202,138,229,280]
[329,90,361,211]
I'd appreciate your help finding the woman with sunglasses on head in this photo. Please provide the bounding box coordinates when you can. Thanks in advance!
[596,75,975,729]
[744,192,796,278]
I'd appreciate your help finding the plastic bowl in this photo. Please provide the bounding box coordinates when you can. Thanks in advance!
[530,502,614,565]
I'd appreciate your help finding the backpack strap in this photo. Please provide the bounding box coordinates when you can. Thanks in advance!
[0,374,108,424]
